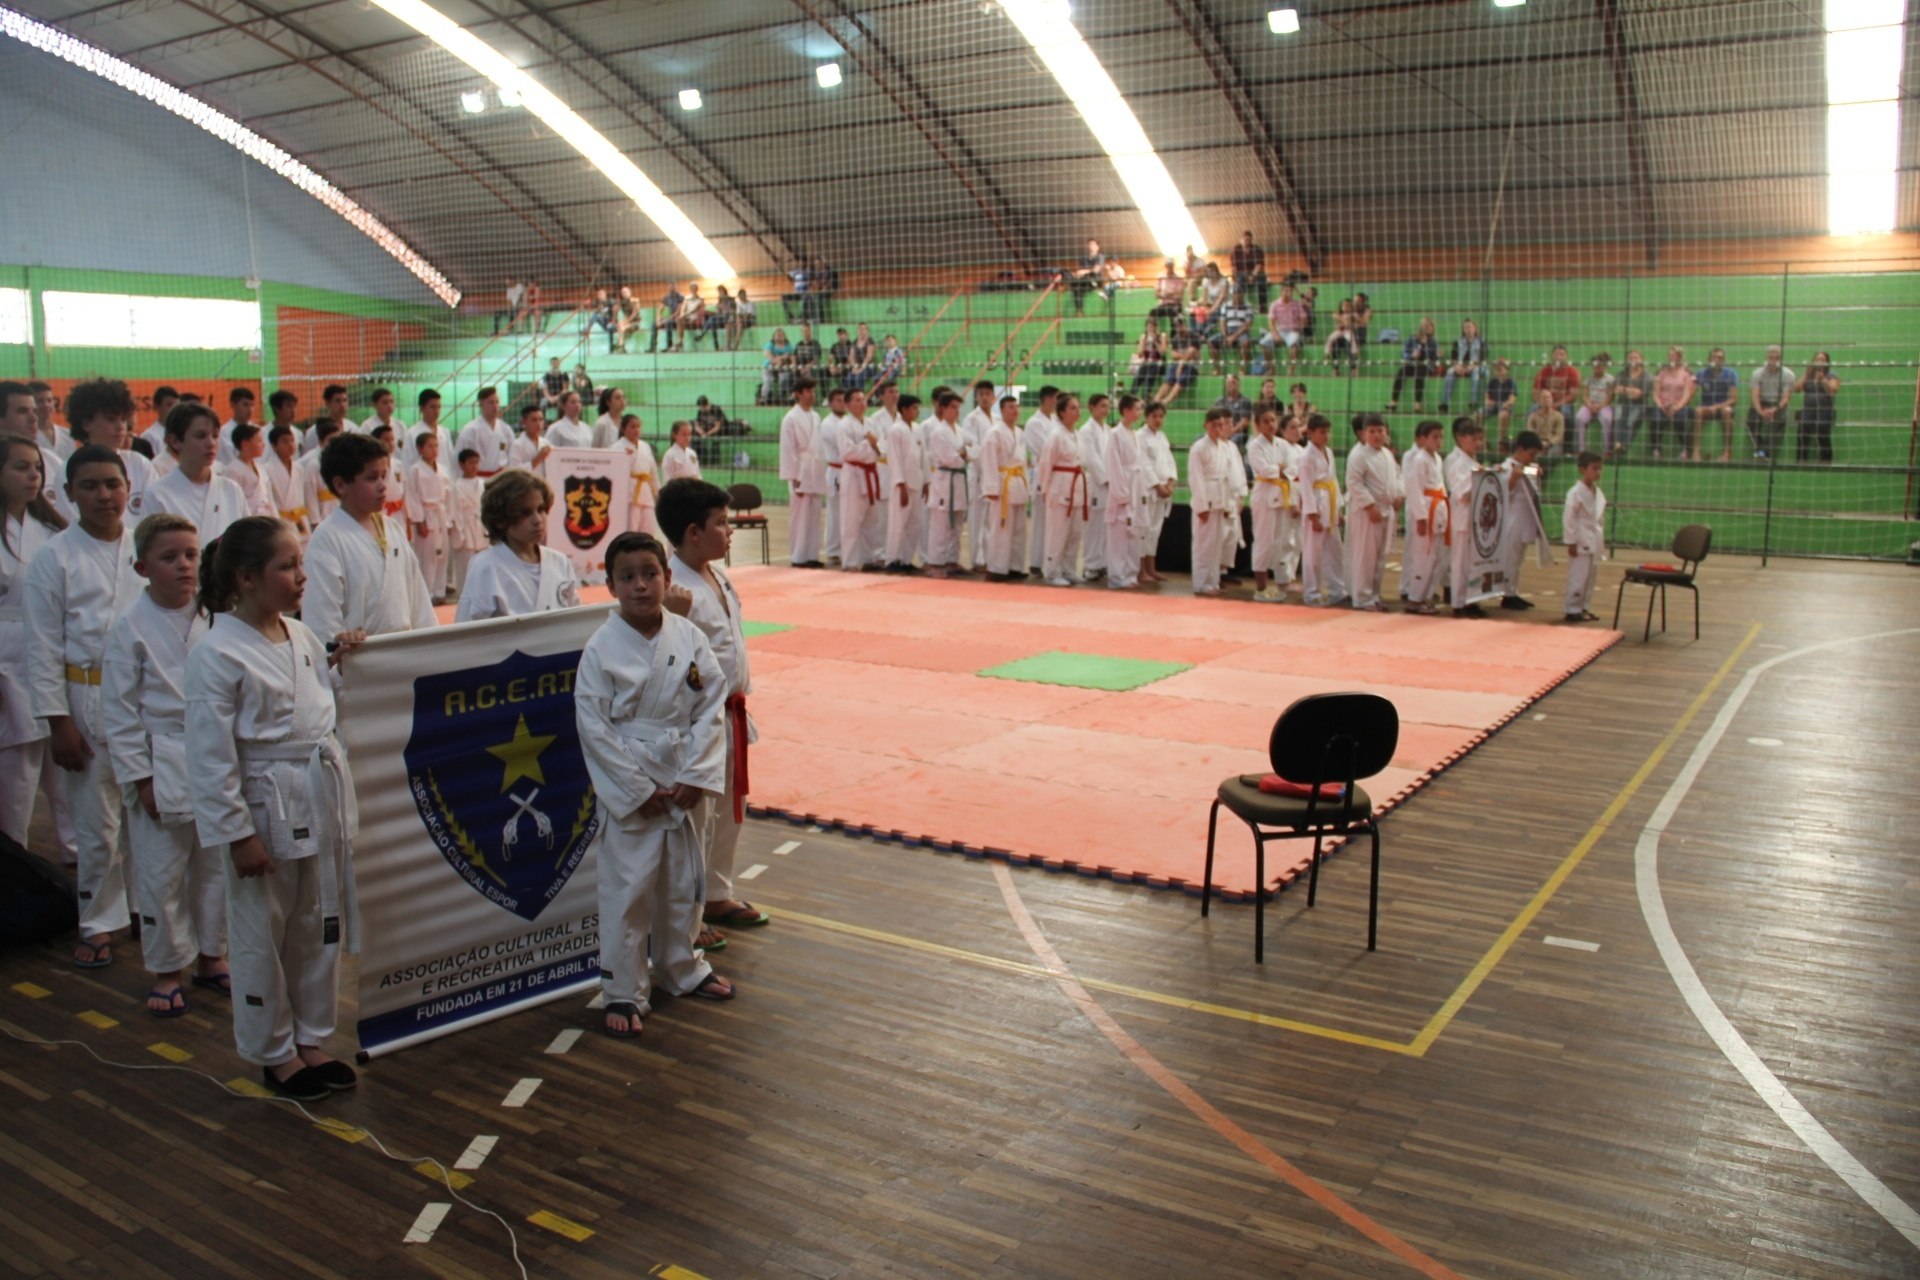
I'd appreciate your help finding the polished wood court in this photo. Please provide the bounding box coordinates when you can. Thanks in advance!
[3,527,1917,1279]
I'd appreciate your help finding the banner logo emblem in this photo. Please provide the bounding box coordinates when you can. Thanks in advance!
[1471,471,1504,560]
[562,476,613,550]
[404,649,600,921]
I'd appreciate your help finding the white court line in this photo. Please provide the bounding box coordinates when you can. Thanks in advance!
[1636,626,1920,1251]
[501,1078,542,1108]
[773,840,801,855]
[454,1135,497,1170]
[404,1202,451,1244]
[545,1029,582,1055]
[1543,936,1599,952]
[586,991,605,1010]
[738,863,768,881]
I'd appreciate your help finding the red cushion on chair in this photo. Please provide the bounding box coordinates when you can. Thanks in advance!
[1256,775,1346,799]
[1638,562,1682,572]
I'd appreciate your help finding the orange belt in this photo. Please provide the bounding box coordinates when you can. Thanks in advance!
[726,693,750,824]
[848,459,880,502]
[1054,466,1089,520]
[1424,487,1450,546]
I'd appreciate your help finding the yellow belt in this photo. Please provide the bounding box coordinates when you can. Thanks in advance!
[998,465,1027,524]
[632,471,655,497]
[1423,487,1450,547]
[1312,478,1339,520]
[64,664,102,686]
[1257,475,1292,505]
[280,507,308,522]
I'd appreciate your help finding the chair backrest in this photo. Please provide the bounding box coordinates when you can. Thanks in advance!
[1670,524,1712,567]
[727,482,763,514]
[1269,693,1399,786]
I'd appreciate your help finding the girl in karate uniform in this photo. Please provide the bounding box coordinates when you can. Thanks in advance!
[1399,421,1450,615]
[1102,396,1142,589]
[1297,414,1349,607]
[448,449,487,597]
[403,431,454,603]
[616,414,661,540]
[0,435,71,851]
[577,531,732,1039]
[453,470,582,622]
[661,420,704,483]
[102,513,228,1016]
[978,395,1028,579]
[1136,403,1177,583]
[187,516,365,1101]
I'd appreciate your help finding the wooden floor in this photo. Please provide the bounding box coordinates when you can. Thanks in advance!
[4,516,1918,1279]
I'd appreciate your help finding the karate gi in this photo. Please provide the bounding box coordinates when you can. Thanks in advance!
[216,419,246,467]
[120,449,156,522]
[1562,480,1607,615]
[456,416,514,476]
[302,508,436,639]
[263,451,312,541]
[507,432,551,473]
[924,417,971,568]
[979,419,1028,576]
[962,405,993,569]
[1400,447,1449,606]
[1137,424,1177,563]
[23,525,141,937]
[819,411,846,563]
[1220,439,1249,577]
[1443,447,1480,606]
[1102,420,1140,589]
[224,459,278,520]
[103,592,226,974]
[884,415,925,567]
[1297,441,1348,605]
[187,614,356,1068]
[670,553,754,907]
[1023,410,1057,573]
[1346,443,1399,608]
[1247,433,1299,589]
[591,414,622,451]
[618,437,660,540]
[915,416,937,564]
[403,459,453,600]
[576,610,726,1009]
[39,443,75,524]
[662,443,702,483]
[453,545,581,622]
[1186,437,1232,594]
[0,512,73,856]
[1039,425,1089,583]
[145,468,248,547]
[779,404,824,566]
[838,415,885,571]
[548,416,593,451]
[1080,418,1108,575]
[296,451,339,529]
[1498,457,1553,599]
[448,476,486,595]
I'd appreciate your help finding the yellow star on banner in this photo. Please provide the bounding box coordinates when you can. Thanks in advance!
[486,714,556,792]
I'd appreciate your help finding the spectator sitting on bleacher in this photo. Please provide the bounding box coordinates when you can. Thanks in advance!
[878,334,907,385]
[1212,289,1255,375]
[677,286,713,352]
[1387,318,1441,413]
[519,281,542,331]
[1069,238,1113,314]
[1795,352,1838,464]
[793,324,823,377]
[613,286,642,353]
[827,328,853,388]
[540,357,568,412]
[1210,374,1254,429]
[730,289,755,351]
[762,328,795,404]
[1527,389,1567,459]
[572,364,595,408]
[1746,345,1794,461]
[1532,345,1582,430]
[1439,319,1487,414]
[1484,358,1519,448]
[1252,377,1282,422]
[1189,261,1230,321]
[1230,231,1268,310]
[1129,320,1167,395]
[1184,245,1205,283]
[1350,293,1373,364]
[1154,321,1201,407]
[585,289,615,348]
[809,257,837,322]
[494,278,524,335]
[1324,301,1358,374]
[848,322,877,390]
[693,396,729,464]
[713,286,737,349]
[784,261,810,322]
[1649,346,1695,461]
[1151,260,1185,320]
[1261,283,1309,376]
[653,282,684,353]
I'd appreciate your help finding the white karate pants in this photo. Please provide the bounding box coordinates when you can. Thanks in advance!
[63,688,128,937]
[926,504,963,567]
[1564,547,1597,614]
[449,546,475,597]
[823,472,842,562]
[0,739,74,856]
[1028,501,1048,573]
[412,526,449,599]
[1191,511,1223,593]
[1140,496,1169,563]
[1347,510,1392,607]
[841,483,882,570]
[1404,529,1446,604]
[598,815,711,1009]
[986,497,1028,576]
[1250,504,1292,583]
[1301,523,1348,605]
[631,504,662,541]
[701,746,743,905]
[885,490,923,565]
[1450,503,1476,605]
[968,496,989,570]
[1043,502,1085,582]
[1083,497,1106,573]
[126,799,226,974]
[226,852,339,1068]
[788,490,822,564]
[1104,507,1138,588]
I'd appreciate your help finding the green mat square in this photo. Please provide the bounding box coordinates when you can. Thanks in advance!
[741,621,792,637]
[977,651,1192,692]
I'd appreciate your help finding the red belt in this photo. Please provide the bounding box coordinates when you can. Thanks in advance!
[726,692,750,823]
[1054,466,1089,520]
[848,459,880,502]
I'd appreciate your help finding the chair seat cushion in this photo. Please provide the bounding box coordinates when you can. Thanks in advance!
[1623,568,1693,585]
[1218,775,1372,828]
[1255,775,1346,800]
[729,515,769,525]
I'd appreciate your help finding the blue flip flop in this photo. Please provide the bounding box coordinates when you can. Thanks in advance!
[147,987,188,1019]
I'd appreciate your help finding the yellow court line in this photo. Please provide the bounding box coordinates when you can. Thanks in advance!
[1406,622,1763,1056]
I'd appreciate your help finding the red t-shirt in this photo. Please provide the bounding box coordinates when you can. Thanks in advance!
[1534,363,1582,406]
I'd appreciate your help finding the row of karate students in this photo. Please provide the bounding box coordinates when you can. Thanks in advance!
[772,374,1595,612]
[1,426,765,1094]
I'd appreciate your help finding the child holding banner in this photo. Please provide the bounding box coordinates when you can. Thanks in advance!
[304,432,437,639]
[187,516,365,1100]
[576,530,732,1039]
[453,470,582,622]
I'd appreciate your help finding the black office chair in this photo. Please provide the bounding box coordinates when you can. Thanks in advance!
[725,483,770,565]
[1201,692,1398,963]
[1612,524,1711,642]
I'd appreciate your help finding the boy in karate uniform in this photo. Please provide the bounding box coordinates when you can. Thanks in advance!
[1345,412,1400,612]
[1102,395,1143,589]
[224,424,278,519]
[1039,393,1090,586]
[1246,408,1297,602]
[448,449,487,597]
[297,419,343,530]
[454,470,582,621]
[1400,420,1449,615]
[838,389,885,571]
[819,388,848,565]
[0,433,74,857]
[1136,403,1177,583]
[146,402,248,547]
[102,513,228,1016]
[507,404,553,473]
[923,390,971,578]
[1187,408,1234,596]
[1297,414,1348,607]
[963,380,996,570]
[1079,393,1110,578]
[24,446,142,967]
[1445,418,1489,617]
[1023,386,1060,575]
[65,379,155,523]
[980,395,1029,580]
[303,432,437,638]
[263,425,311,543]
[578,530,733,1039]
[660,479,768,948]
[456,386,514,478]
[1562,451,1607,623]
[884,393,926,573]
[778,377,825,566]
[1497,430,1551,611]
[404,431,454,603]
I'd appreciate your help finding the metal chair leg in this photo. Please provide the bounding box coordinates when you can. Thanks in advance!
[1611,578,1626,629]
[1202,800,1220,917]
[1254,833,1265,965]
[1306,830,1323,907]
[1643,583,1656,641]
[1692,586,1700,639]
[1659,583,1668,633]
[1367,822,1381,951]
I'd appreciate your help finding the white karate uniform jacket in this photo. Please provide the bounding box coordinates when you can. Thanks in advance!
[302,508,437,639]
[620,438,659,521]
[507,432,551,472]
[145,468,249,547]
[577,610,727,819]
[457,417,514,474]
[779,406,825,496]
[0,512,57,750]
[263,451,311,537]
[296,450,339,527]
[224,459,278,520]
[102,591,211,818]
[547,417,593,450]
[924,416,971,515]
[662,443,702,482]
[23,525,142,725]
[453,545,581,622]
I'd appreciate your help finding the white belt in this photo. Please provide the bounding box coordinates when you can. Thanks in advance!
[242,735,359,953]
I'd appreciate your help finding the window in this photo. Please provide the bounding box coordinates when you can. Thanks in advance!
[41,291,261,350]
[0,288,28,345]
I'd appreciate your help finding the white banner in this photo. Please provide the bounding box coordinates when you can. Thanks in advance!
[339,606,611,1058]
[1459,468,1510,606]
[543,447,630,585]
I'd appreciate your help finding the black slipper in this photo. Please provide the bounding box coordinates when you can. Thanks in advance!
[600,1001,643,1039]
[263,1065,331,1102]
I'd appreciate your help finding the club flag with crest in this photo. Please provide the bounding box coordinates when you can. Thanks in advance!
[1459,468,1511,607]
[544,447,630,585]
[340,605,609,1057]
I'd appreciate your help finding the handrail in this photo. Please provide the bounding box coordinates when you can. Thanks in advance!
[446,299,595,407]
[977,280,1059,383]
[904,286,965,374]
[1002,316,1061,386]
[913,291,977,391]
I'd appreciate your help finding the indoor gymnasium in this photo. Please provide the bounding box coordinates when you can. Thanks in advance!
[1,1,1917,1276]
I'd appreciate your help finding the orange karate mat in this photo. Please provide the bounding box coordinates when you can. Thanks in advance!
[436,569,1618,901]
